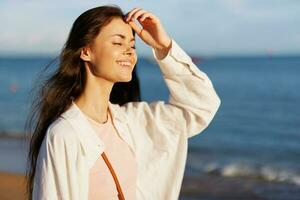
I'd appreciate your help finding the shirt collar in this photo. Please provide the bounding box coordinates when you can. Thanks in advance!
[61,100,126,123]
[59,100,127,168]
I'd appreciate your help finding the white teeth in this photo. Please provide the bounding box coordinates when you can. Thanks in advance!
[117,61,131,66]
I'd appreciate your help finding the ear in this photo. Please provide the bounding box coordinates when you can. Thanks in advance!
[80,46,92,62]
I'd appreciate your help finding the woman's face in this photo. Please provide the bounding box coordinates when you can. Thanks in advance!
[83,17,138,83]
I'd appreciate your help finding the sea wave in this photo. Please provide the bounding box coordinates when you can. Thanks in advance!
[189,161,300,186]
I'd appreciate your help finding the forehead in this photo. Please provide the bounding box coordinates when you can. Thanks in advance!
[100,17,134,39]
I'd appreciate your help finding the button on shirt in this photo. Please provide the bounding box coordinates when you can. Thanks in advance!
[86,109,137,200]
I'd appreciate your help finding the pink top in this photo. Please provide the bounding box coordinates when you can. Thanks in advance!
[86,109,137,200]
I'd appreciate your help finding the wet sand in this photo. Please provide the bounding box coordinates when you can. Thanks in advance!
[180,173,300,200]
[180,174,267,200]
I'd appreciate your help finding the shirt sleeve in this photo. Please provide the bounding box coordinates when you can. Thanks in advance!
[32,120,80,200]
[122,38,221,143]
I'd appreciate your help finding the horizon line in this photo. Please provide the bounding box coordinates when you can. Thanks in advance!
[0,53,300,59]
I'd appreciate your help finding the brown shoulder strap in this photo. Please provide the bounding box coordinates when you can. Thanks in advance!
[101,152,126,200]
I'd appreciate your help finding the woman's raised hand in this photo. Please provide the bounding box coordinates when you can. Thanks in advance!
[125,8,172,58]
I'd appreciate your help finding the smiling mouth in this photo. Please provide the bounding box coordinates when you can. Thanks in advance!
[116,61,132,67]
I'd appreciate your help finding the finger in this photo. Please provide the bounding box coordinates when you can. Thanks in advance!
[139,13,151,22]
[128,21,142,36]
[125,8,139,20]
[138,12,159,23]
[126,8,142,21]
[127,8,143,22]
[131,9,147,21]
[143,13,159,23]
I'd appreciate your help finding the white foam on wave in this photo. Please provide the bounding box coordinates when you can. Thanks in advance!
[222,163,258,177]
[197,161,300,186]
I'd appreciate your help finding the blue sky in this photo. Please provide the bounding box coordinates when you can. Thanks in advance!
[0,0,299,57]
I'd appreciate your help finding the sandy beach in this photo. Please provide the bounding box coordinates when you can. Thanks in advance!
[0,172,27,200]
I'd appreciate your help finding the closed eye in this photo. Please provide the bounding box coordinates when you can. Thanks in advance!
[113,43,136,49]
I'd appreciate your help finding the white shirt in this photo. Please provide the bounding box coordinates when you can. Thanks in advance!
[32,38,221,200]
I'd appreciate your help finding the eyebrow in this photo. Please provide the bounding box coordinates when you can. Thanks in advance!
[111,34,135,41]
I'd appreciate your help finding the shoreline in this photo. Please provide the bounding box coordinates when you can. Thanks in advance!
[0,132,29,140]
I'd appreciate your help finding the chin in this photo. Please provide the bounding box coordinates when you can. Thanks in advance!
[117,76,132,82]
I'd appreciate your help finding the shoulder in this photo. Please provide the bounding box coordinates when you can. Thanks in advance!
[120,100,179,120]
[118,100,181,133]
[120,101,165,114]
[46,117,78,145]
[111,101,153,125]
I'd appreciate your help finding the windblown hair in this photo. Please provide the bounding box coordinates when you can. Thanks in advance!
[25,5,140,199]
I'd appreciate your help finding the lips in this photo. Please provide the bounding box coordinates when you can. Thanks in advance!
[116,59,132,67]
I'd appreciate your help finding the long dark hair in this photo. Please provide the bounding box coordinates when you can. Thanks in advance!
[25,5,140,200]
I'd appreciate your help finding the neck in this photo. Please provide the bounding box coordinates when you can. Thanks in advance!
[75,74,114,124]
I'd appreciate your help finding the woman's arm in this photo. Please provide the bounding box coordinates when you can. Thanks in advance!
[153,38,221,138]
[123,8,221,139]
[122,38,220,140]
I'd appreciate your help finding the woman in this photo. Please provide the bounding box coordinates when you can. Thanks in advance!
[26,5,221,200]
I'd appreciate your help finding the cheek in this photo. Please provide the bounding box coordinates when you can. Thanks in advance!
[102,47,120,63]
[93,48,119,69]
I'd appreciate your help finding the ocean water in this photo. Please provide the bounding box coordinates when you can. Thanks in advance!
[0,55,300,199]
[186,56,300,185]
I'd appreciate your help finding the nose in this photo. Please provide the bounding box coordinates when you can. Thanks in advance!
[123,46,135,56]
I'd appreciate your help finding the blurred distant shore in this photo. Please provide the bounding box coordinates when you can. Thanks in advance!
[0,132,29,140]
